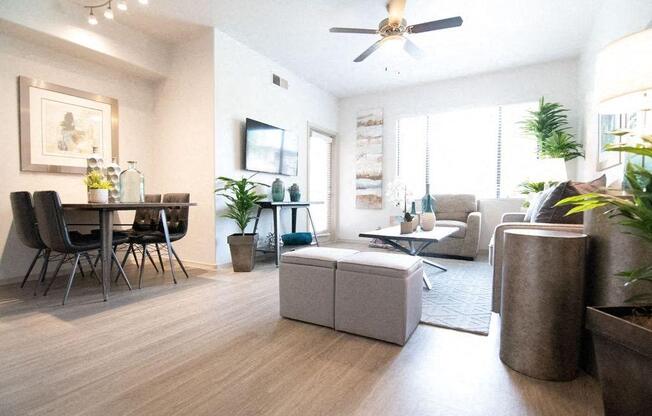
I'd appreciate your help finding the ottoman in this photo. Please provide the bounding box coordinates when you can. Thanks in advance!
[335,252,423,345]
[279,247,359,328]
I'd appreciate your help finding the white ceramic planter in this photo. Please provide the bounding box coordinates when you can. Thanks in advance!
[88,188,109,204]
[421,212,436,231]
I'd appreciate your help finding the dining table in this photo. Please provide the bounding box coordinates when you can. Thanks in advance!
[62,202,197,301]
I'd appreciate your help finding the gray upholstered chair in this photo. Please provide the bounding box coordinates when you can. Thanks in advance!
[488,212,583,313]
[420,194,481,260]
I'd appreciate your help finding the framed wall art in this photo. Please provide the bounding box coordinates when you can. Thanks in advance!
[18,76,118,174]
[355,108,383,209]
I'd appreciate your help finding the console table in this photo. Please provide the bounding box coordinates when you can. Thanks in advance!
[252,201,320,266]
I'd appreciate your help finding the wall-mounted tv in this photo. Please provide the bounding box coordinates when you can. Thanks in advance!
[245,118,298,176]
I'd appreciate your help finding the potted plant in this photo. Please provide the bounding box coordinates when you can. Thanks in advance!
[386,180,415,234]
[84,171,113,203]
[216,175,268,272]
[522,96,584,161]
[557,137,652,416]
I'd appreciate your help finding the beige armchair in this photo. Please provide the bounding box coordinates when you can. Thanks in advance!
[421,194,481,260]
[489,212,583,313]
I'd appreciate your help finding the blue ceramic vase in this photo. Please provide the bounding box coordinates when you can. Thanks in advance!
[271,178,285,202]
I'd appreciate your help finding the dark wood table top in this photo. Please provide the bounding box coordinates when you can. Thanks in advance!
[359,225,459,243]
[62,202,197,210]
[258,201,310,207]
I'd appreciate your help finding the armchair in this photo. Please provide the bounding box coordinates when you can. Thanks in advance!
[421,194,481,260]
[489,212,583,313]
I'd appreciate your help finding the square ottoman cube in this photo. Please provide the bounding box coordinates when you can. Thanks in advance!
[279,247,359,328]
[335,252,423,345]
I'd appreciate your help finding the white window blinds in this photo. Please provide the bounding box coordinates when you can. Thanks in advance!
[308,131,333,234]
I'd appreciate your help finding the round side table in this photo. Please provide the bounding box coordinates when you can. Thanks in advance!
[499,229,588,381]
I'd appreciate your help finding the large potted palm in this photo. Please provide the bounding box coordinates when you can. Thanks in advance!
[557,137,652,416]
[216,175,268,272]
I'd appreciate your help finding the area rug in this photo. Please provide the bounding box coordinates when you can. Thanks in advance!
[420,257,493,336]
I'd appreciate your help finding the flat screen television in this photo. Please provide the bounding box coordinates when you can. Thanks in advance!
[245,118,298,176]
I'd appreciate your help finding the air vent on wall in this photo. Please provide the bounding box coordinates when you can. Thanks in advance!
[272,73,288,89]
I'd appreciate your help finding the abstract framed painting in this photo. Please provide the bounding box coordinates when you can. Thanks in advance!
[355,108,383,209]
[18,76,118,174]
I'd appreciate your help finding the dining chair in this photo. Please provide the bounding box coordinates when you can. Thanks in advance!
[129,193,190,288]
[32,191,132,305]
[10,192,52,293]
[119,194,163,274]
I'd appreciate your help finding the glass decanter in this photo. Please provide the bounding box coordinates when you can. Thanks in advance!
[119,161,144,203]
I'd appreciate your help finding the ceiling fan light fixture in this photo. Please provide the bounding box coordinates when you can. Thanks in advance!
[88,9,98,25]
[104,4,114,19]
[117,0,128,11]
[138,0,149,5]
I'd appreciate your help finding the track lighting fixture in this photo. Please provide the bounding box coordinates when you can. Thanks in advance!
[84,1,149,25]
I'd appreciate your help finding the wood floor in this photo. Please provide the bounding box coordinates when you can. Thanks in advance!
[0,247,602,416]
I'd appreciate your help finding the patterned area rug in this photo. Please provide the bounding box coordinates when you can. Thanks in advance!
[420,257,493,336]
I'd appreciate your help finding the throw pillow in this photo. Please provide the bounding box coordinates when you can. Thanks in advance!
[533,181,582,224]
[571,174,607,194]
[527,187,555,223]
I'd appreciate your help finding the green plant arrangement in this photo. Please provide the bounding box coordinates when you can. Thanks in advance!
[557,136,652,303]
[84,171,113,190]
[518,181,546,195]
[522,97,584,161]
[216,175,269,235]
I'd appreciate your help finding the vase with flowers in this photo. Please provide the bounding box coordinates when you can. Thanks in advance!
[387,180,415,234]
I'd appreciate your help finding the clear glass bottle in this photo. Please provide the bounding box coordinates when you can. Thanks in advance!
[119,161,144,203]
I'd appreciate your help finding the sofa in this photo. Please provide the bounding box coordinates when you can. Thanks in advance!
[420,194,481,260]
[489,211,583,313]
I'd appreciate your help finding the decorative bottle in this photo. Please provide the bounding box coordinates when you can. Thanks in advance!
[420,184,437,231]
[271,178,285,202]
[105,157,121,203]
[119,161,144,203]
[410,201,419,231]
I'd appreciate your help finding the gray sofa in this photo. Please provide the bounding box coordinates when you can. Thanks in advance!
[421,194,481,260]
[489,212,583,313]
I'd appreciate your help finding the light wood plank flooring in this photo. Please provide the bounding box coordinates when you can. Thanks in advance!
[0,246,602,416]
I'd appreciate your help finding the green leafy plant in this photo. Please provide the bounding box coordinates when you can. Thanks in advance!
[540,131,585,161]
[522,97,584,161]
[84,171,113,190]
[557,137,652,302]
[216,175,269,235]
[518,181,546,195]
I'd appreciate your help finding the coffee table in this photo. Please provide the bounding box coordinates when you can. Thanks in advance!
[359,225,459,290]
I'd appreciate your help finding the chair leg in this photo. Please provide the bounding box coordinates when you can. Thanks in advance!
[84,252,101,284]
[78,258,86,279]
[155,244,165,272]
[170,246,189,279]
[138,244,147,289]
[131,244,140,268]
[62,254,81,305]
[145,248,159,273]
[112,251,132,290]
[43,255,67,296]
[33,249,51,296]
[20,249,42,288]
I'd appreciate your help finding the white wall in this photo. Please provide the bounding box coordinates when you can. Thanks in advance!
[576,1,652,183]
[152,30,216,267]
[337,58,579,245]
[0,32,158,282]
[214,29,338,266]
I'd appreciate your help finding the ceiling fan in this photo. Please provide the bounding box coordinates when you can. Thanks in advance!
[329,0,463,63]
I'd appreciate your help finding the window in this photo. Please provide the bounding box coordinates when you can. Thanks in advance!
[397,102,538,199]
[308,130,333,235]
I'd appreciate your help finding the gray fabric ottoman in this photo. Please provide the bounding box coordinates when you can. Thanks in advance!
[279,247,359,328]
[335,252,423,346]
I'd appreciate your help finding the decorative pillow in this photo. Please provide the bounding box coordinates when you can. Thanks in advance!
[533,181,582,224]
[527,187,554,223]
[571,174,607,194]
[281,232,313,246]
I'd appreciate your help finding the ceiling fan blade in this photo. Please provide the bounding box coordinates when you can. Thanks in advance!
[330,27,378,34]
[409,16,463,34]
[387,0,407,26]
[403,37,425,60]
[354,37,390,63]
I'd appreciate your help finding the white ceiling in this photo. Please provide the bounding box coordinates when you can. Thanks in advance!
[69,0,603,97]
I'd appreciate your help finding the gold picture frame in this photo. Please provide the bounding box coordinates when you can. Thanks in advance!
[19,76,119,174]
